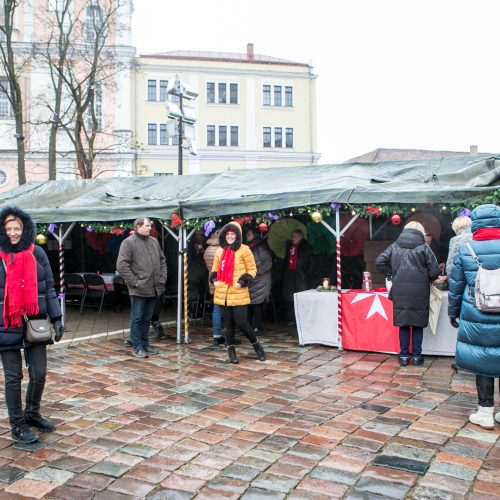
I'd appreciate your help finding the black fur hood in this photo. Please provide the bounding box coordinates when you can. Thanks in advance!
[0,206,36,253]
[219,221,242,251]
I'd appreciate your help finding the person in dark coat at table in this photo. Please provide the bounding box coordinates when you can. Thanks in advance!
[376,221,440,366]
[448,204,500,430]
[282,229,314,327]
[245,226,272,335]
[0,206,64,445]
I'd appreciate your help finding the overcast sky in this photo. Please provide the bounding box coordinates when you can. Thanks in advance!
[132,0,500,164]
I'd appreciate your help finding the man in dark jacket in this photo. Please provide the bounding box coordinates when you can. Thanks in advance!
[282,229,313,326]
[117,217,167,358]
[376,221,440,366]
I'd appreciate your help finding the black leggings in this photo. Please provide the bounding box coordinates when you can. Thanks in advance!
[221,305,257,346]
[0,344,47,427]
[476,375,499,407]
[248,303,263,330]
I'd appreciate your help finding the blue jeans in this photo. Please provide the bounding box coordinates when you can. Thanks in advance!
[212,304,222,339]
[399,326,423,357]
[130,295,157,351]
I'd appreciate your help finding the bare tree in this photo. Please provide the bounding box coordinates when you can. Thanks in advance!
[35,0,129,179]
[0,0,28,184]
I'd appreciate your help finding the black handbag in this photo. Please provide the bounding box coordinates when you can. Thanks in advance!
[25,317,52,343]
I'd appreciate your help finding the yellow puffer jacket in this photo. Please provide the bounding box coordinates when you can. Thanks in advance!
[211,222,257,307]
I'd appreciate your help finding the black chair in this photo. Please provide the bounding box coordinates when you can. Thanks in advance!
[65,273,87,314]
[112,274,130,312]
[82,273,108,315]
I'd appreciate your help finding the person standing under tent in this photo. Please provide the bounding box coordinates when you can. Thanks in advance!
[211,222,266,364]
[245,226,272,335]
[376,221,440,366]
[448,204,500,430]
[0,206,64,444]
[117,217,167,359]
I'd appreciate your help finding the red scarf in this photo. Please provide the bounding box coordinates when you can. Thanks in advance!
[288,245,298,270]
[0,244,39,327]
[472,228,500,240]
[217,246,235,285]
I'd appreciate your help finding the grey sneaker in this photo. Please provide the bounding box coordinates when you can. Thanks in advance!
[133,349,148,358]
[144,346,159,355]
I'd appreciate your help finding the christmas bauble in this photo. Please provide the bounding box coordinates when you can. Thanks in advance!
[311,211,323,223]
[258,222,268,232]
[391,214,401,225]
[36,234,48,245]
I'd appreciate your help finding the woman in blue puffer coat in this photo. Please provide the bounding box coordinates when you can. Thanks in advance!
[448,204,500,430]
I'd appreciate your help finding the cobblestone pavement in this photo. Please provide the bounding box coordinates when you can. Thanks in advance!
[0,326,498,499]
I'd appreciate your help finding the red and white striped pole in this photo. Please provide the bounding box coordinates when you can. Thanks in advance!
[58,226,66,321]
[336,207,343,347]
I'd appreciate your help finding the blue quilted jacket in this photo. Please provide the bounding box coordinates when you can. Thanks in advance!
[448,204,500,377]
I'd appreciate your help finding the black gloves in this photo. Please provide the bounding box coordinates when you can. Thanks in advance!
[450,317,459,328]
[53,321,65,342]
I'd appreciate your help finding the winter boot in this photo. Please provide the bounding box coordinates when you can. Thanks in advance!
[399,356,409,366]
[469,406,495,429]
[11,423,39,444]
[252,341,266,362]
[151,320,166,340]
[25,412,56,433]
[495,411,500,424]
[227,345,239,364]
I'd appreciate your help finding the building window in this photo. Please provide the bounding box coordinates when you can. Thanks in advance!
[230,126,238,147]
[147,80,156,101]
[160,123,168,145]
[94,82,103,129]
[219,126,227,146]
[172,135,179,145]
[285,86,293,107]
[274,127,282,148]
[0,80,12,119]
[218,83,226,104]
[207,125,215,146]
[148,123,157,145]
[85,4,103,43]
[207,82,215,103]
[274,86,282,107]
[159,80,168,101]
[286,128,294,148]
[0,169,7,186]
[263,127,271,148]
[230,83,238,104]
[263,85,271,106]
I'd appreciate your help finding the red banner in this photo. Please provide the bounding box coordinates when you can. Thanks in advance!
[342,290,400,353]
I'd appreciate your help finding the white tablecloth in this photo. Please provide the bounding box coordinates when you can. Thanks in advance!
[294,289,457,356]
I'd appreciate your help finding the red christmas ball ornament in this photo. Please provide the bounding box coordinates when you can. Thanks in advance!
[170,213,183,228]
[258,222,268,232]
[390,214,401,225]
[129,229,134,235]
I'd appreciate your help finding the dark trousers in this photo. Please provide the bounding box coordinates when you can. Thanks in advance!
[476,375,499,407]
[248,303,263,331]
[221,305,257,346]
[130,295,157,351]
[399,326,423,357]
[0,344,47,427]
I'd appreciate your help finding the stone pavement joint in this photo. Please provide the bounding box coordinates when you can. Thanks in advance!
[0,325,496,498]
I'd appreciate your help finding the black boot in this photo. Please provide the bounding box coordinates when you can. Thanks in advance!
[11,423,39,444]
[25,413,56,433]
[399,356,409,366]
[227,345,239,364]
[151,320,166,340]
[412,356,424,366]
[252,341,266,362]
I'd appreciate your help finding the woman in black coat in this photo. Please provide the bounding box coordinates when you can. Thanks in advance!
[245,227,272,334]
[376,221,440,366]
[0,207,64,445]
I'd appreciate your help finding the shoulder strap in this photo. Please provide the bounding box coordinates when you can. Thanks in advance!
[465,241,481,267]
[392,249,409,280]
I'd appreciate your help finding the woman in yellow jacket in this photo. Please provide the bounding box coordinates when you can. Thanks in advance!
[211,222,266,363]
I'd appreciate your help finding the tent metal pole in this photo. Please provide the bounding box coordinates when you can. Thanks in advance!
[176,229,182,343]
[335,207,343,350]
[49,222,76,326]
[183,228,189,343]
